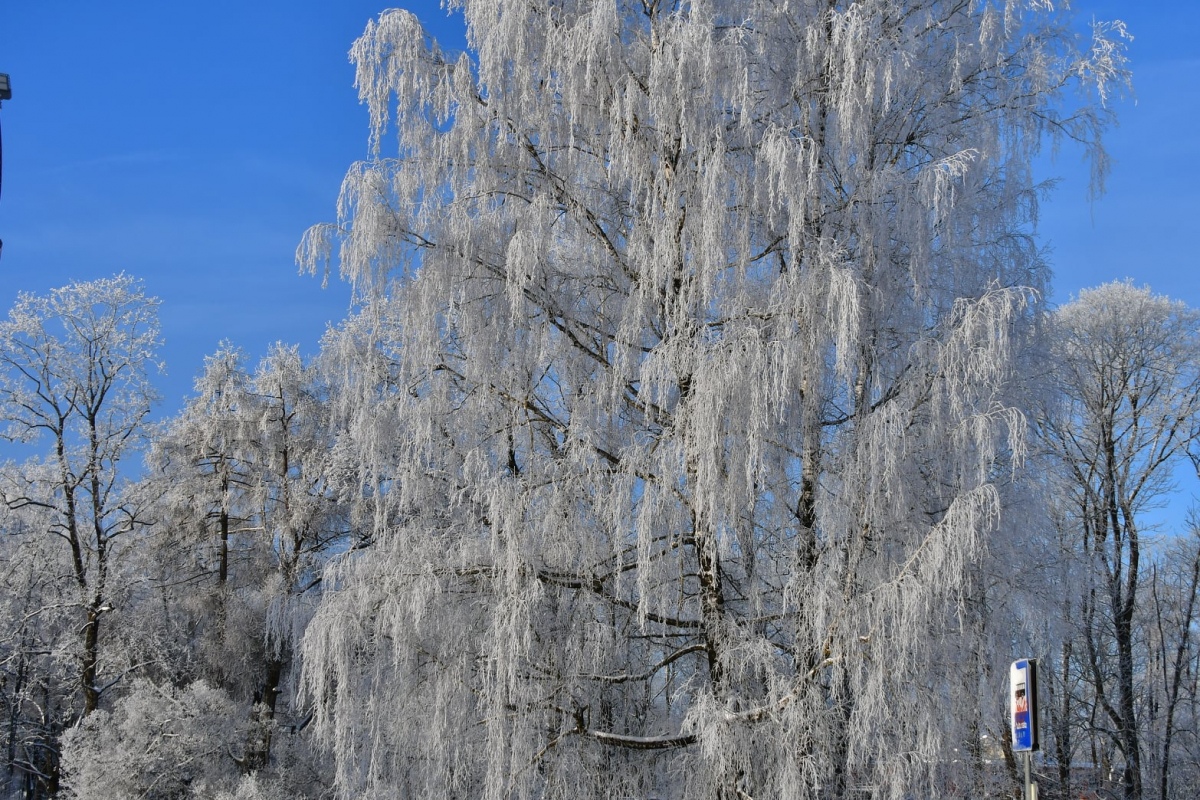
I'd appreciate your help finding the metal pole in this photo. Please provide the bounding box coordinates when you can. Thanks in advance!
[0,73,9,261]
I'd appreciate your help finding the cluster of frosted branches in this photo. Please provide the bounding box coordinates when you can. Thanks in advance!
[297,2,1127,798]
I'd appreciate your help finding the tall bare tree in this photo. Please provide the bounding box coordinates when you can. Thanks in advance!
[1041,281,1200,799]
[0,275,160,793]
[0,274,160,716]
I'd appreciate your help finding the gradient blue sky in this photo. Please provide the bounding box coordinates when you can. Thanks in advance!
[2,1,1197,417]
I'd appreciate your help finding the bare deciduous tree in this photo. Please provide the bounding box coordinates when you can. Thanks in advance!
[0,275,160,794]
[1041,281,1200,799]
[0,274,161,717]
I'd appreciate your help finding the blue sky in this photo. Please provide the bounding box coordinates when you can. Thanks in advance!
[2,1,1197,419]
[1,1,468,414]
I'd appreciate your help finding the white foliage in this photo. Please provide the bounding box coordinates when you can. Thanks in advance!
[1039,281,1200,797]
[0,274,162,722]
[297,2,1127,798]
[60,680,242,800]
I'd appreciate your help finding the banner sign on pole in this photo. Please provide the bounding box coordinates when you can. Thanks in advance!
[1010,658,1039,752]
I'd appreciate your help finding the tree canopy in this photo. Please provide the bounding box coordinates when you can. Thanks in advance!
[18,5,1200,800]
[294,2,1130,798]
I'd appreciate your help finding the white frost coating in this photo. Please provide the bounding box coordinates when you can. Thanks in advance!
[297,2,1127,798]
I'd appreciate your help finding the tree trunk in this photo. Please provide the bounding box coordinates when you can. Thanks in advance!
[81,608,101,716]
[1055,638,1073,799]
[245,657,284,771]
[1114,556,1142,799]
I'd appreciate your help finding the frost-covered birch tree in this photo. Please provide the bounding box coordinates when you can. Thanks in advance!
[298,2,1127,797]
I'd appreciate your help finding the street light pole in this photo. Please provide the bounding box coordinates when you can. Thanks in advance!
[0,72,11,260]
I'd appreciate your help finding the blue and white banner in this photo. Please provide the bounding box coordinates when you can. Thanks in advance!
[1010,659,1039,752]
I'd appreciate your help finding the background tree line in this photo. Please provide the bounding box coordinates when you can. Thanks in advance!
[0,2,1196,799]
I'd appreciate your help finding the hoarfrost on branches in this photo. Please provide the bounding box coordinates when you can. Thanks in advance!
[0,275,161,718]
[59,680,241,800]
[1040,281,1200,799]
[297,2,1128,797]
[147,341,348,773]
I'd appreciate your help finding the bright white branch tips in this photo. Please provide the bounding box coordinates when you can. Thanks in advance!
[296,2,1128,798]
[0,274,161,718]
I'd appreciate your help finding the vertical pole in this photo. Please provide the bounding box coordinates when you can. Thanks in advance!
[1023,751,1032,800]
[0,81,6,261]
